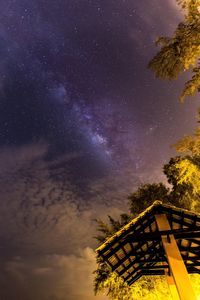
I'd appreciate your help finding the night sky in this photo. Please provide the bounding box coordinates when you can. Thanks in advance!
[0,1,199,299]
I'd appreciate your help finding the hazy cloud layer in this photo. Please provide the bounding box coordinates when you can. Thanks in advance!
[0,144,126,299]
[0,142,168,299]
[0,248,108,300]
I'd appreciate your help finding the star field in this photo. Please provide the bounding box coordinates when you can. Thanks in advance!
[0,1,199,299]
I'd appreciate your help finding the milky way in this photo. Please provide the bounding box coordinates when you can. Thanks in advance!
[0,1,199,299]
[1,0,198,172]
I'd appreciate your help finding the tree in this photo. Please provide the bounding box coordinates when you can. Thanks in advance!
[148,0,200,101]
[94,177,195,299]
[128,183,170,215]
[94,146,200,298]
[148,0,200,207]
[94,1,200,297]
[94,186,170,299]
[94,266,170,300]
[168,115,200,210]
[148,0,200,210]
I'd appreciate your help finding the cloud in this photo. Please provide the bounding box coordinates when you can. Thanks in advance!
[0,248,108,300]
[0,142,164,240]
[0,143,121,299]
[0,146,124,259]
[0,140,166,299]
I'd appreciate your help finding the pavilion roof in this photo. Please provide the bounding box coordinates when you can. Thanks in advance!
[96,201,200,285]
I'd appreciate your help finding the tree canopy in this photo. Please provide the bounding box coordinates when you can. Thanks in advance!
[93,1,200,298]
[93,115,200,299]
[169,113,200,209]
[94,148,200,299]
[148,0,200,101]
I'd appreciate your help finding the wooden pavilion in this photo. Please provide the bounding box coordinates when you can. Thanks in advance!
[96,201,200,300]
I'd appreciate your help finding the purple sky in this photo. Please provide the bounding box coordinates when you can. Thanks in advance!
[0,0,199,299]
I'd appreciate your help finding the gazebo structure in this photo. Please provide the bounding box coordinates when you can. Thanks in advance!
[96,201,200,300]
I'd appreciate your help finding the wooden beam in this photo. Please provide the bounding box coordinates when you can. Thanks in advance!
[155,214,197,300]
[165,270,180,300]
[125,229,200,242]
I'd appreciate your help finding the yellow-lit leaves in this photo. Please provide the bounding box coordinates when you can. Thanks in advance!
[149,0,200,101]
[180,66,200,101]
[173,126,200,155]
[175,158,200,195]
[95,271,172,300]
[149,22,200,81]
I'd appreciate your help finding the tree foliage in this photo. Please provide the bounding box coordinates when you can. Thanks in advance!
[173,112,200,156]
[128,183,170,215]
[168,121,200,211]
[175,157,200,194]
[94,214,132,244]
[94,159,200,298]
[94,270,171,300]
[148,0,200,101]
[94,174,197,299]
[94,2,200,297]
[94,136,200,298]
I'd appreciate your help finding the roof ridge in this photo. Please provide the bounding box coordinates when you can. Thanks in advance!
[96,200,200,253]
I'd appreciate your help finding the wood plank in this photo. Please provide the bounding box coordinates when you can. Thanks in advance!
[155,214,197,300]
[165,271,180,300]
